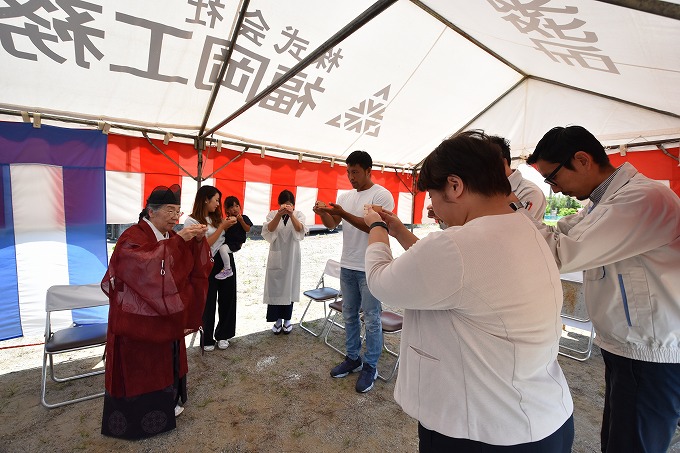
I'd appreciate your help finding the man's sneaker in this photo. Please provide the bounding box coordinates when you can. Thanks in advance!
[217,339,230,349]
[174,404,184,417]
[215,268,233,280]
[355,364,378,393]
[203,344,215,352]
[330,356,363,378]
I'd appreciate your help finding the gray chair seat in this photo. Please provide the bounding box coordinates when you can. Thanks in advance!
[45,323,108,353]
[302,287,340,302]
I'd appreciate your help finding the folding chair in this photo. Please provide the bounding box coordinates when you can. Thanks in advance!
[559,275,595,361]
[41,284,109,409]
[326,307,402,382]
[559,315,595,361]
[323,298,347,355]
[299,259,342,336]
[376,310,403,382]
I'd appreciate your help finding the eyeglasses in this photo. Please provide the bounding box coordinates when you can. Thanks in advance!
[543,154,574,186]
[162,207,182,217]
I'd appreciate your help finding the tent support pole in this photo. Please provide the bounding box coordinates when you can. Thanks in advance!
[410,169,418,233]
[0,107,199,140]
[658,144,680,164]
[200,0,398,139]
[197,0,250,136]
[196,138,206,189]
[529,76,680,120]
[142,132,196,179]
[413,0,526,76]
[592,0,680,20]
[413,77,526,170]
[202,147,249,181]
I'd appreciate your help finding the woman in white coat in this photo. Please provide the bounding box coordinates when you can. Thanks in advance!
[262,189,308,334]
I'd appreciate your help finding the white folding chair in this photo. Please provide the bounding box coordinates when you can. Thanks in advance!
[560,315,595,361]
[299,259,342,337]
[41,284,109,409]
[559,276,595,361]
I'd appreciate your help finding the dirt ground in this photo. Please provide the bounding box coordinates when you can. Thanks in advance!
[0,225,677,452]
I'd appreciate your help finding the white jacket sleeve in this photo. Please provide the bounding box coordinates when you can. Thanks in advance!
[261,210,278,244]
[365,233,464,310]
[533,186,679,273]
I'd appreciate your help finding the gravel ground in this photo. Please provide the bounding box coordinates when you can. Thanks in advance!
[1,223,678,452]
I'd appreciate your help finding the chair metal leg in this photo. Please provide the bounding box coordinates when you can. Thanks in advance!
[41,349,106,409]
[377,334,400,382]
[323,309,346,356]
[299,299,328,337]
[559,315,594,361]
[48,353,105,382]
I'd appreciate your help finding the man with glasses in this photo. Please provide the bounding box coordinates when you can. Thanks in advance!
[526,125,680,453]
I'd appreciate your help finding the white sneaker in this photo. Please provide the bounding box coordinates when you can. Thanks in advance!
[203,344,215,352]
[217,339,230,349]
[174,404,184,417]
[215,268,233,280]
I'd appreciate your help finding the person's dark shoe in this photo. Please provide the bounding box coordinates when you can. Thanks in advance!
[330,356,363,378]
[355,363,378,393]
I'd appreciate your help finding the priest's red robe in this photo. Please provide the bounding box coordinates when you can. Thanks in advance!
[101,221,212,398]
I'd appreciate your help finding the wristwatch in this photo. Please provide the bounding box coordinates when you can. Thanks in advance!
[509,201,526,211]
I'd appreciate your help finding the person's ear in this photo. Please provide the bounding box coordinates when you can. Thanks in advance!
[447,175,464,197]
[573,151,592,170]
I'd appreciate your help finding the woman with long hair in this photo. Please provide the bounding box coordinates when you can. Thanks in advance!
[184,185,236,351]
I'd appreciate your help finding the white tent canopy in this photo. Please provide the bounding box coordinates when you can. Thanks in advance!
[1,0,679,167]
[1,0,679,341]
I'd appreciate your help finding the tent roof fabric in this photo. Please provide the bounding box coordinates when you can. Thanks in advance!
[0,0,678,167]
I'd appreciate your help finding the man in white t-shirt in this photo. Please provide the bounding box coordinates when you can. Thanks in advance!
[313,150,395,393]
[490,135,547,221]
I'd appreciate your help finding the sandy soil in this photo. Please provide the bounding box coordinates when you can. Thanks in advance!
[1,224,677,452]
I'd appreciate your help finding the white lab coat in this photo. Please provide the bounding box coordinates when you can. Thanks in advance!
[262,210,308,305]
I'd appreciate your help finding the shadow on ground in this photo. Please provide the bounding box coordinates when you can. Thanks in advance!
[2,318,677,453]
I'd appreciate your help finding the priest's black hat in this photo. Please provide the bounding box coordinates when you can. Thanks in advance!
[147,184,181,205]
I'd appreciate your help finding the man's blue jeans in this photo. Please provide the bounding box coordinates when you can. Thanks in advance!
[340,268,383,368]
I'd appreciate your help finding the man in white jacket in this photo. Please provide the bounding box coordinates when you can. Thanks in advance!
[526,125,680,453]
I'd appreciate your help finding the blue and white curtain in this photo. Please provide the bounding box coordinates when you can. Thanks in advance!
[0,122,108,340]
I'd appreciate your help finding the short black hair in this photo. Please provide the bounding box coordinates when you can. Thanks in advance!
[417,130,511,197]
[527,126,610,168]
[277,189,295,205]
[345,150,372,170]
[224,195,240,209]
[489,135,511,166]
